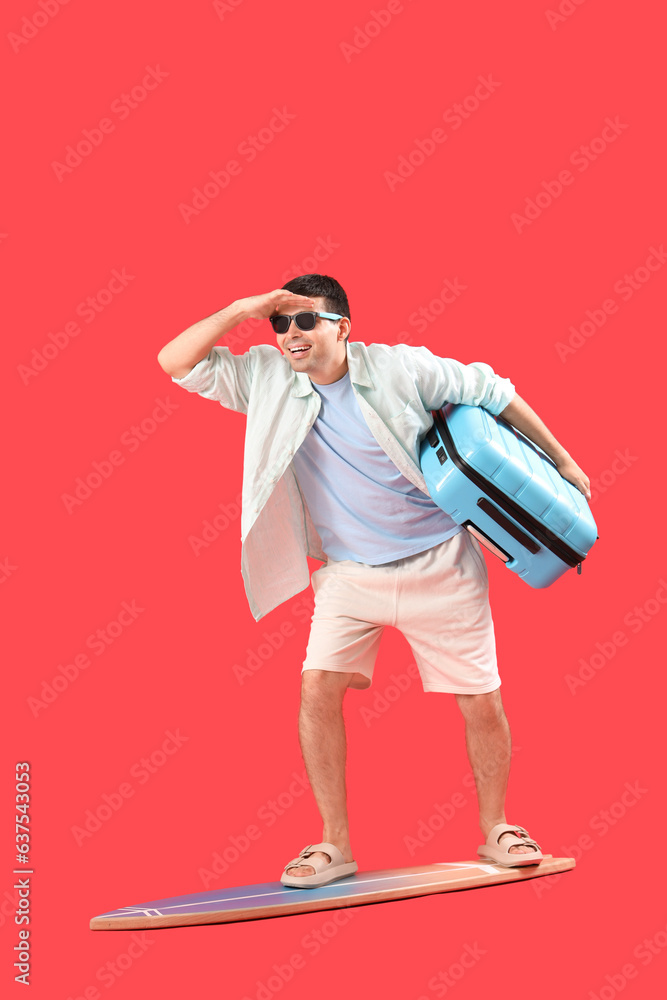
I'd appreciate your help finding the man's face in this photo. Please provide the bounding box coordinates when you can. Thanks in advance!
[275,296,350,383]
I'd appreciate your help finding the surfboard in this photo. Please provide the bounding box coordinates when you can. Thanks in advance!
[90,855,574,930]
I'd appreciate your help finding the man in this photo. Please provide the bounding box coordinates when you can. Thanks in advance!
[157,274,590,889]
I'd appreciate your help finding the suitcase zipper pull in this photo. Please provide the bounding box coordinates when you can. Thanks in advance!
[577,562,582,575]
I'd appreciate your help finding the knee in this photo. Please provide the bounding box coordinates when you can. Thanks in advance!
[455,688,506,725]
[300,669,352,703]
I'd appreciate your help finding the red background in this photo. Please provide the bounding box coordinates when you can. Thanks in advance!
[3,1,665,997]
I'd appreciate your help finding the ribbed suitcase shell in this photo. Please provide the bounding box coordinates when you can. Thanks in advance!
[420,404,598,588]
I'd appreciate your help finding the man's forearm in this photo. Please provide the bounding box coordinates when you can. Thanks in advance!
[157,300,249,379]
[498,393,570,465]
[499,393,591,498]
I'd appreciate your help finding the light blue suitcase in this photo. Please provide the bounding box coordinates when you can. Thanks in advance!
[420,404,598,587]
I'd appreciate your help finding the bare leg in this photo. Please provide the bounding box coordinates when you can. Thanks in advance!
[455,688,535,855]
[285,669,356,877]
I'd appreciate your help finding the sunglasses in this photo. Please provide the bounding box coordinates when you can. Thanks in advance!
[269,311,343,335]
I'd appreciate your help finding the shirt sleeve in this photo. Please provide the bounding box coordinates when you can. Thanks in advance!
[169,345,253,414]
[406,345,516,415]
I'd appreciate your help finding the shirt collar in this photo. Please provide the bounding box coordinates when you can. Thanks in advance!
[289,342,375,397]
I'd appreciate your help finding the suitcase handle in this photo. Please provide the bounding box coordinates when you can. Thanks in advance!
[475,498,541,555]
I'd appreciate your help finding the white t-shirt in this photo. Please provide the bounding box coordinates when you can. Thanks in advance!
[292,371,461,564]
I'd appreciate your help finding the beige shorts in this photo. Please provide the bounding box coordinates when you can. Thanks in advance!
[301,529,499,694]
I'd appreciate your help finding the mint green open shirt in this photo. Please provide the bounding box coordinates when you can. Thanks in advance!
[171,341,515,621]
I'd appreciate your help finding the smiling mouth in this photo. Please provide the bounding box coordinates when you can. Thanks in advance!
[288,344,312,356]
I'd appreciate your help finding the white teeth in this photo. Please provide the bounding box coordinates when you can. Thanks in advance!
[290,345,310,353]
